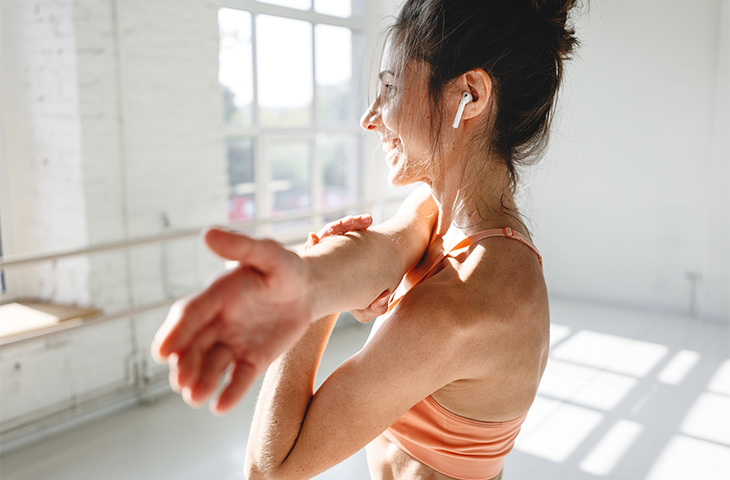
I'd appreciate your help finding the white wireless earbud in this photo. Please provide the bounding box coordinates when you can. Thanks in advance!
[452,92,473,129]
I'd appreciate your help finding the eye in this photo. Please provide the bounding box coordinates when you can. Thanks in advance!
[382,82,396,96]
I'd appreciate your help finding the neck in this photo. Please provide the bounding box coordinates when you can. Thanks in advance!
[429,152,523,237]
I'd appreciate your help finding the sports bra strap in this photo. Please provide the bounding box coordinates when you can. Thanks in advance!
[457,227,543,267]
[386,227,542,312]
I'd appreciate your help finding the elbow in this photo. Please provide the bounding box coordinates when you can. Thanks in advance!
[245,465,274,480]
[244,459,289,480]
[244,468,267,480]
[244,457,269,480]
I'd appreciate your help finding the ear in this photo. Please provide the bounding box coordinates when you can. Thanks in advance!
[454,68,492,124]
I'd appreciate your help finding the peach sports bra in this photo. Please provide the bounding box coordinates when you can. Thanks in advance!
[381,227,542,480]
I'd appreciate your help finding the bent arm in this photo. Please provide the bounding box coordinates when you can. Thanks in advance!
[303,184,436,319]
[152,185,437,414]
[245,314,339,479]
[245,282,466,480]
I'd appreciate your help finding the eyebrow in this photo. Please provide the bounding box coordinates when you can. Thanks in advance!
[379,70,395,79]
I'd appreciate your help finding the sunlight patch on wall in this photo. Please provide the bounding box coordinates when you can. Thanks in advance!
[551,330,668,377]
[514,396,603,462]
[579,419,643,476]
[645,435,730,480]
[538,360,637,411]
[549,323,572,346]
[657,349,700,385]
[679,392,730,446]
[707,359,730,395]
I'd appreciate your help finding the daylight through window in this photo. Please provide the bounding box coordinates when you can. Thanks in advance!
[218,1,365,235]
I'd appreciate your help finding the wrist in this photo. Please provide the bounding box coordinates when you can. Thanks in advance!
[301,252,328,322]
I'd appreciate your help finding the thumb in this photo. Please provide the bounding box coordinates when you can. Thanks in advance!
[204,228,283,270]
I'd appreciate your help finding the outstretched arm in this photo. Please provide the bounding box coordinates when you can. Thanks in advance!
[151,185,437,413]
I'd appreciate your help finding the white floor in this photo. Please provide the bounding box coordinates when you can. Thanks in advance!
[1,299,729,480]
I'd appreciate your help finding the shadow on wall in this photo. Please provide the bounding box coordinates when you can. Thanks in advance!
[506,300,730,479]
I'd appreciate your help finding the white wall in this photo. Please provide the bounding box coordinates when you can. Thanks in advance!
[372,0,729,320]
[0,0,726,453]
[0,0,396,450]
[524,0,729,320]
[0,0,228,448]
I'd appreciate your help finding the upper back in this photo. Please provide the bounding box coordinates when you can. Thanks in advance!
[385,225,550,422]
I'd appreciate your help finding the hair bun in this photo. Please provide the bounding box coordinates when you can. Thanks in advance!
[530,0,579,58]
[530,0,576,22]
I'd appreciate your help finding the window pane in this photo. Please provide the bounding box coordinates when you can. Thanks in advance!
[256,15,313,126]
[218,9,254,128]
[315,24,356,126]
[258,0,311,10]
[319,134,360,209]
[0,222,5,294]
[227,137,256,222]
[269,140,312,213]
[314,0,351,18]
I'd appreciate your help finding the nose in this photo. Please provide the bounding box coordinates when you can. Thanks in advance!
[360,99,380,132]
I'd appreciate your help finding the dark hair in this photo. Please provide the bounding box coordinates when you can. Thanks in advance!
[388,0,579,192]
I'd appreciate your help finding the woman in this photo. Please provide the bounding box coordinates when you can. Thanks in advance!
[152,1,578,479]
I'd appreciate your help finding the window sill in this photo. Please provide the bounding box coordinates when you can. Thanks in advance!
[0,300,102,344]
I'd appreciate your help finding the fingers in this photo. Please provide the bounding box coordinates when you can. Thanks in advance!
[304,232,320,251]
[173,323,220,390]
[152,292,222,361]
[351,289,390,323]
[204,228,284,270]
[211,361,259,415]
[354,213,373,229]
[167,353,182,394]
[187,344,234,406]
[305,214,372,251]
[315,214,373,240]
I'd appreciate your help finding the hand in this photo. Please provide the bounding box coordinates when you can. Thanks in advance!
[306,214,390,323]
[304,214,373,250]
[151,228,313,414]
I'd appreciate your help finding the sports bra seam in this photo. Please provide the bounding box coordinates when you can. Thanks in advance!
[424,395,527,427]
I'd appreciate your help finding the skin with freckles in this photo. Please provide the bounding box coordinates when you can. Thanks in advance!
[153,19,551,480]
[241,40,547,479]
[306,214,392,322]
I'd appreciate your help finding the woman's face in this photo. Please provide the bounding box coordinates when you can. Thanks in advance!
[360,45,437,187]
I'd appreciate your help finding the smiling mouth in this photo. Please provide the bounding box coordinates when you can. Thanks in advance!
[382,139,399,152]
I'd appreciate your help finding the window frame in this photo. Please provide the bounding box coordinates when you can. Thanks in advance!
[219,0,368,235]
[0,19,7,298]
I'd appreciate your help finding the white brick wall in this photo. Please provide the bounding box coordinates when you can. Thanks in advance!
[2,0,91,307]
[0,0,228,444]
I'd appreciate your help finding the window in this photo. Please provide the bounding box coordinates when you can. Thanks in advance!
[0,223,5,295]
[218,1,365,235]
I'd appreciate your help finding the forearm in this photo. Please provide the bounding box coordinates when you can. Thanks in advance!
[304,211,436,322]
[245,314,338,480]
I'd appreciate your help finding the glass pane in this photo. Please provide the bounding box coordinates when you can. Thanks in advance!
[269,140,312,214]
[315,24,355,125]
[258,0,311,10]
[256,15,313,127]
[227,137,256,222]
[218,9,254,128]
[314,0,351,18]
[318,134,360,209]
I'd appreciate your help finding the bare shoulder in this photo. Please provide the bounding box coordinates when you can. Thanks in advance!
[400,236,549,375]
[463,235,548,328]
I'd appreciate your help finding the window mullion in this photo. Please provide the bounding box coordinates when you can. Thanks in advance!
[257,136,271,236]
[220,0,365,235]
[250,15,269,236]
[221,0,364,31]
[251,12,260,128]
[310,21,323,229]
